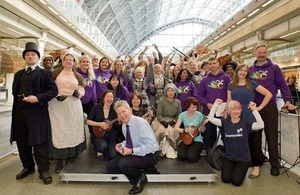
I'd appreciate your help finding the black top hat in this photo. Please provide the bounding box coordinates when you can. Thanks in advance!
[222,60,238,72]
[22,42,40,59]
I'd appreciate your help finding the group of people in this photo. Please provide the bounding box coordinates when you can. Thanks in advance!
[10,41,297,193]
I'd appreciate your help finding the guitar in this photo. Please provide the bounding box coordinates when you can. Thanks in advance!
[92,118,118,138]
[217,47,246,67]
[195,45,210,55]
[180,116,207,145]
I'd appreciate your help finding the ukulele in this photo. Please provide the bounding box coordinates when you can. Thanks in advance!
[180,116,207,145]
[92,107,153,138]
[217,46,246,67]
[92,118,118,138]
[140,106,154,120]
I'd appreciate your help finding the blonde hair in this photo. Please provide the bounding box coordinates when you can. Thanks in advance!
[78,55,95,80]
[135,66,145,75]
[226,100,242,115]
[111,59,124,73]
[255,43,268,52]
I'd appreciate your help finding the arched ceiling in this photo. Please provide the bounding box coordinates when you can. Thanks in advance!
[80,0,252,55]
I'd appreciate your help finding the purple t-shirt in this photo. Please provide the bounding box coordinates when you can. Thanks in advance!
[197,71,231,108]
[249,58,290,104]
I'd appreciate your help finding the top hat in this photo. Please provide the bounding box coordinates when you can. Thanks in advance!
[22,42,40,59]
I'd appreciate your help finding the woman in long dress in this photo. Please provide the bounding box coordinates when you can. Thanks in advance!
[48,53,86,173]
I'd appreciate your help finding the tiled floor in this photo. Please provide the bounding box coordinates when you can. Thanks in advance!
[0,153,299,195]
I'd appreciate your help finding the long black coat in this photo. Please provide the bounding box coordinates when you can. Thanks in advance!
[10,66,58,145]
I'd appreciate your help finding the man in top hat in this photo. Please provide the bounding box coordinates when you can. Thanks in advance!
[10,42,58,184]
[222,60,238,79]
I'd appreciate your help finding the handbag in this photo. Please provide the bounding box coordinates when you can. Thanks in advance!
[206,128,224,170]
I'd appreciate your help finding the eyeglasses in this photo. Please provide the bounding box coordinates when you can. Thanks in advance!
[255,52,267,55]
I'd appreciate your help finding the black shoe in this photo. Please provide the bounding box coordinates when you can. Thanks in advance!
[16,168,35,180]
[129,175,148,194]
[39,172,53,184]
[270,167,280,176]
[55,159,63,173]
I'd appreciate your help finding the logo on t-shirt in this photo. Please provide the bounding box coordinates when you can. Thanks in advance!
[97,76,109,84]
[251,70,268,80]
[208,80,224,89]
[177,86,189,94]
[237,128,243,134]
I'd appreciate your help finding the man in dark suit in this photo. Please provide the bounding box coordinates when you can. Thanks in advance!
[10,42,58,184]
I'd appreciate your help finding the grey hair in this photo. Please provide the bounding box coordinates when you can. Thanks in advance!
[135,66,145,75]
[114,100,131,111]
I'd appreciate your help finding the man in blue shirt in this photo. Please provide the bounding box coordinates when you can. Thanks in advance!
[107,100,159,194]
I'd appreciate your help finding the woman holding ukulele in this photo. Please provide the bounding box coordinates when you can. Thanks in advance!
[87,90,121,160]
[174,97,206,163]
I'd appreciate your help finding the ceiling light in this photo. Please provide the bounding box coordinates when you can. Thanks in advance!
[262,0,274,7]
[7,28,25,36]
[76,29,82,34]
[213,36,220,40]
[48,7,58,15]
[208,40,213,44]
[220,31,227,36]
[236,18,246,25]
[59,16,68,23]
[248,9,260,17]
[39,0,46,5]
[280,30,300,38]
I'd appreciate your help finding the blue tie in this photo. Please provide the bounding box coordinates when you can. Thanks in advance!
[126,125,133,149]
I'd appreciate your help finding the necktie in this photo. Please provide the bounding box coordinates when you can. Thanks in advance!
[26,67,32,74]
[126,125,133,149]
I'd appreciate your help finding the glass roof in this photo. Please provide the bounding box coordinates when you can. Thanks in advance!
[81,0,253,57]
